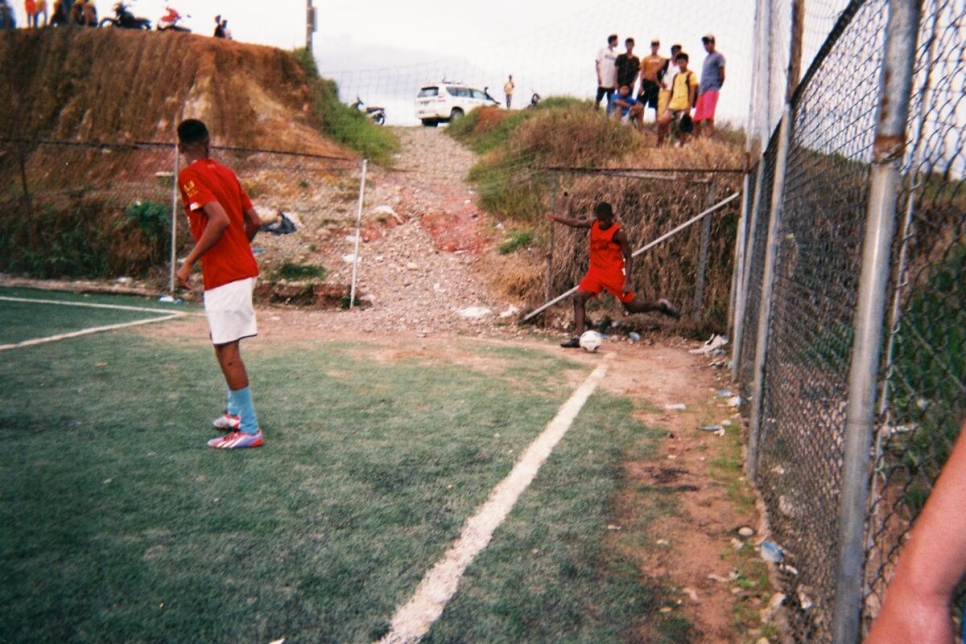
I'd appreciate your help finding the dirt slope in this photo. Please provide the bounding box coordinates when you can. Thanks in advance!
[0,28,345,156]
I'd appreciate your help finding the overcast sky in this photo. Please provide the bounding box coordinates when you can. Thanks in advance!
[12,1,848,127]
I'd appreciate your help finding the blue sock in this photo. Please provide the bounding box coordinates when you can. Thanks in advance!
[225,387,238,416]
[228,387,259,435]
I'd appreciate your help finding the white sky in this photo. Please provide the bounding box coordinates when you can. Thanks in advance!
[11,1,847,128]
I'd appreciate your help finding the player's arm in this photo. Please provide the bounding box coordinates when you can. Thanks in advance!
[176,201,230,287]
[689,77,698,110]
[546,213,593,228]
[867,417,966,644]
[718,63,726,87]
[614,228,634,293]
[243,206,260,242]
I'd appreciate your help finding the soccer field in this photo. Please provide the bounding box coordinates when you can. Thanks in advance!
[0,287,700,643]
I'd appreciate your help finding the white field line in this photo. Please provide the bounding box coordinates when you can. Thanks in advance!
[0,295,191,315]
[0,313,186,352]
[377,353,614,644]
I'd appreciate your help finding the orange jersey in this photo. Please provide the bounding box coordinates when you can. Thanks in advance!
[178,158,259,291]
[588,219,625,274]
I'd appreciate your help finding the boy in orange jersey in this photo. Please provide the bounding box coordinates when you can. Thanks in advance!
[547,202,680,348]
[176,119,265,449]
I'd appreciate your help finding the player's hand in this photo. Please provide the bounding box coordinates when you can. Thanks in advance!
[175,263,193,289]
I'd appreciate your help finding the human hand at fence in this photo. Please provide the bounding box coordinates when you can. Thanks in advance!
[175,262,193,289]
[865,586,954,644]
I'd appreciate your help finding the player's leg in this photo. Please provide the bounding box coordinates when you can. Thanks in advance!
[209,341,263,448]
[561,290,594,348]
[624,296,681,319]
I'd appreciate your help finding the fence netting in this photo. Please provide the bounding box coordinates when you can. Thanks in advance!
[0,139,363,301]
[735,0,966,641]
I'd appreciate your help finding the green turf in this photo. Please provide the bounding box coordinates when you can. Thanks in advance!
[0,301,689,643]
[0,287,195,346]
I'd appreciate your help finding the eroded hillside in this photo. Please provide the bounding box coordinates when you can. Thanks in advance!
[1,28,347,156]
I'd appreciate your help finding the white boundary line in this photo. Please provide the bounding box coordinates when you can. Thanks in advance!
[0,295,190,315]
[378,353,614,644]
[0,313,186,352]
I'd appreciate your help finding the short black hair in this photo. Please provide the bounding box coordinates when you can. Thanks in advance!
[625,38,634,45]
[678,52,689,62]
[177,119,209,145]
[594,202,613,218]
[607,34,618,44]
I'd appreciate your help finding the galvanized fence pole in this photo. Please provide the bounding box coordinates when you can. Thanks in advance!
[746,105,792,481]
[691,179,715,321]
[169,143,180,296]
[546,173,558,306]
[731,162,766,382]
[349,159,368,310]
[831,1,920,641]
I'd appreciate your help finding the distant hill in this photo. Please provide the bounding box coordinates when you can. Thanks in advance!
[0,27,348,156]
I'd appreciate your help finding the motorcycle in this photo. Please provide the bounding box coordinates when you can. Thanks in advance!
[99,2,151,29]
[157,6,189,31]
[352,97,386,126]
[527,91,541,109]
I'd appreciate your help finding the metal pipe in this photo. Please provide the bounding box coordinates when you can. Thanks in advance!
[746,105,792,482]
[732,162,766,382]
[169,143,180,296]
[832,2,920,641]
[349,159,367,309]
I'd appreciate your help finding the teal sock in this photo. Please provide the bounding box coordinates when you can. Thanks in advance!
[229,387,259,435]
[225,387,238,416]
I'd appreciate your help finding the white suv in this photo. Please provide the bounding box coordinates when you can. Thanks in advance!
[415,82,500,127]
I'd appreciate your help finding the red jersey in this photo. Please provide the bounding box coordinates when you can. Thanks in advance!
[588,219,625,274]
[178,158,259,291]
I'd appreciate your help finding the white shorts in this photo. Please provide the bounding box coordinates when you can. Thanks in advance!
[204,277,258,345]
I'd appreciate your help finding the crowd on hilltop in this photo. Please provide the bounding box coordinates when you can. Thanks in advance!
[10,0,232,37]
[593,33,726,147]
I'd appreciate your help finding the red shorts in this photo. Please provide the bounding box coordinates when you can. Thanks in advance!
[578,268,634,304]
[693,90,719,122]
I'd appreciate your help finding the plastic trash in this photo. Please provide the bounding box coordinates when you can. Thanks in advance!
[158,296,183,304]
[760,541,784,563]
[665,403,687,411]
[700,424,724,432]
[629,332,641,342]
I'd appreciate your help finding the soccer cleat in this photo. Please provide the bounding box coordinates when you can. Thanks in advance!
[212,413,241,431]
[560,336,581,348]
[207,429,264,449]
[658,299,681,320]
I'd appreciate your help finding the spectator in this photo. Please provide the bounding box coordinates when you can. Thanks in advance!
[504,74,515,109]
[50,0,68,25]
[615,38,640,96]
[594,34,619,111]
[25,0,36,26]
[867,417,966,644]
[607,85,645,131]
[34,0,47,26]
[694,34,726,138]
[213,14,225,38]
[638,39,669,120]
[656,52,698,146]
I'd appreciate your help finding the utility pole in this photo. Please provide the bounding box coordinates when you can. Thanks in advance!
[306,0,316,54]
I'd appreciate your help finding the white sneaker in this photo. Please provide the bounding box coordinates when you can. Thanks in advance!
[689,334,728,354]
[212,413,241,431]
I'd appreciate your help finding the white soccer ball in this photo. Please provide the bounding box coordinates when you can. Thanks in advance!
[579,330,603,352]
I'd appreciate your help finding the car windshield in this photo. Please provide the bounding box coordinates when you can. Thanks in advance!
[417,87,439,98]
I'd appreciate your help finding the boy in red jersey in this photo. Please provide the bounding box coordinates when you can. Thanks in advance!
[547,201,680,348]
[176,119,265,449]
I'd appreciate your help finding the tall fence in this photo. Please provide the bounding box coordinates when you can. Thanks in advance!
[733,0,966,641]
[0,139,365,300]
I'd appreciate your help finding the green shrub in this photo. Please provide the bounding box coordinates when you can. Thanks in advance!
[275,262,327,281]
[498,231,534,255]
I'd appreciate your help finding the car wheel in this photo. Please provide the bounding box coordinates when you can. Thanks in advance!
[421,119,438,127]
[450,108,464,121]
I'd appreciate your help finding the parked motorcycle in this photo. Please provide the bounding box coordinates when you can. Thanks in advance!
[527,91,541,109]
[99,2,151,29]
[157,6,189,31]
[352,97,386,126]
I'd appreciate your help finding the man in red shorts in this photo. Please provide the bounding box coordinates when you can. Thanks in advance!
[176,118,265,449]
[547,201,680,348]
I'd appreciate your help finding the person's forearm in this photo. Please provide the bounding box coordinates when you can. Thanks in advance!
[183,218,228,268]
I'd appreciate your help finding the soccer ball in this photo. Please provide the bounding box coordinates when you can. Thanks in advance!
[579,330,603,352]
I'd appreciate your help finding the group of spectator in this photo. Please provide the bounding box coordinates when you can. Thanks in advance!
[595,33,726,146]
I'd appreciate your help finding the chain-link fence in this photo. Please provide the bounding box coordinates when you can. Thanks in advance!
[0,139,365,303]
[733,1,966,642]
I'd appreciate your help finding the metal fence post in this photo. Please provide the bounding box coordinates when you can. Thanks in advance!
[691,179,715,321]
[169,143,180,296]
[746,105,792,481]
[349,159,368,310]
[831,1,920,641]
[731,165,764,381]
[546,173,558,306]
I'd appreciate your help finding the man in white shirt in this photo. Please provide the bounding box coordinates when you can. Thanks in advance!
[594,34,619,111]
